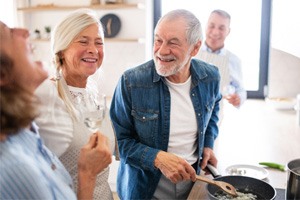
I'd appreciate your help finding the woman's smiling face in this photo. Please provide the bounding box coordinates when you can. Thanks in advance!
[61,24,104,86]
[0,21,48,92]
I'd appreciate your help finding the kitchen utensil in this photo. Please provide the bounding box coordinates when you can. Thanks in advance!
[286,158,300,200]
[206,164,276,200]
[226,164,269,179]
[196,175,237,197]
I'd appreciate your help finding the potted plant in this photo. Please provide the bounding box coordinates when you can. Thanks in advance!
[34,29,41,39]
[44,26,51,39]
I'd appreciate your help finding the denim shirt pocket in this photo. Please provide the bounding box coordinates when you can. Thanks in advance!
[131,110,159,144]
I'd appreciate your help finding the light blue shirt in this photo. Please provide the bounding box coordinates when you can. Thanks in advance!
[201,43,247,106]
[0,123,76,200]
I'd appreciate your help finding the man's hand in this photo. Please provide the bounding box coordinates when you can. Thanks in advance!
[225,93,241,107]
[154,151,196,183]
[200,147,217,170]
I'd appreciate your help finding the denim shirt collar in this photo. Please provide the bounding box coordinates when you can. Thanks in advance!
[152,66,161,83]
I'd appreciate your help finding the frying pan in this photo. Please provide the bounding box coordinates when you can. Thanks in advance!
[206,164,276,200]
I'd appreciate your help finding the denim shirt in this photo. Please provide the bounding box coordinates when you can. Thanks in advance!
[110,59,221,200]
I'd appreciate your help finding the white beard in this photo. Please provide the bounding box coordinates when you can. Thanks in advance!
[154,46,193,77]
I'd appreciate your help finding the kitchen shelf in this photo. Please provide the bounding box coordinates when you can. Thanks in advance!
[30,38,50,42]
[105,38,145,43]
[17,3,144,12]
[30,38,145,43]
[19,2,145,44]
[17,0,147,68]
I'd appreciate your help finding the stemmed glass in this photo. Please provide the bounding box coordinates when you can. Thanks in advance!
[82,93,107,133]
[222,85,236,99]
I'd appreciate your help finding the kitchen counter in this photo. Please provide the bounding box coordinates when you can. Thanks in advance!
[188,99,300,199]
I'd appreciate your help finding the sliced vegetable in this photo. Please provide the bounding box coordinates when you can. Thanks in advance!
[259,162,286,171]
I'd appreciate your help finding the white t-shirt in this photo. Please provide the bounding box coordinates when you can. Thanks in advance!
[165,76,198,165]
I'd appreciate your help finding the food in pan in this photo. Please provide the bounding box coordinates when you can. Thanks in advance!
[214,189,259,200]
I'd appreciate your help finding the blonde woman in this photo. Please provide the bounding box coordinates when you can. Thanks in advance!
[0,21,111,200]
[35,9,116,199]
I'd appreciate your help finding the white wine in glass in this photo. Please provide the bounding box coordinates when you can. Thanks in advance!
[83,93,106,133]
[222,85,236,99]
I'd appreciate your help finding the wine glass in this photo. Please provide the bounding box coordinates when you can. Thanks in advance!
[222,85,236,99]
[82,93,107,133]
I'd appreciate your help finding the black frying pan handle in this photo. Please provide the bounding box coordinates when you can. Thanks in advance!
[206,164,222,178]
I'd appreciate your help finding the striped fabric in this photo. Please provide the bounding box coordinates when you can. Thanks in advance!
[0,125,76,200]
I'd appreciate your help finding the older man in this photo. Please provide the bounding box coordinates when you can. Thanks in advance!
[110,9,221,199]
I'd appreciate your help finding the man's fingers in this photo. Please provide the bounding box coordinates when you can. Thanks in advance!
[186,165,196,181]
[201,158,208,169]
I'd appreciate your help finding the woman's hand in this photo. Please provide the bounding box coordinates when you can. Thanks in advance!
[77,132,112,199]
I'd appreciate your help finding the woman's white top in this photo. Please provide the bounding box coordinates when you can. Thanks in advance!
[35,78,115,200]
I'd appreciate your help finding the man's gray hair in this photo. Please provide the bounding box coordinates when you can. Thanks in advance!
[211,9,231,21]
[156,9,203,45]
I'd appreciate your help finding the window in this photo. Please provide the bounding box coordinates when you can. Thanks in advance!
[154,0,271,98]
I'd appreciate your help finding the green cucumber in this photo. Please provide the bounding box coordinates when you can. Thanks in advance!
[259,162,286,171]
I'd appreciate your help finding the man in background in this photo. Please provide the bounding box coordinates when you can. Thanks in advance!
[200,9,246,108]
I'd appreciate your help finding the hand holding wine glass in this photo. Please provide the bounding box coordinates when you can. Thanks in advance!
[222,84,236,99]
[83,93,107,133]
[222,85,241,107]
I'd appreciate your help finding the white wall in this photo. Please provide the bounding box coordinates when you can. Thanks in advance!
[271,0,300,58]
[268,48,300,98]
[268,0,300,99]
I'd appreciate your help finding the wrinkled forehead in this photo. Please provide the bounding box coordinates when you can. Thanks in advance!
[156,16,187,32]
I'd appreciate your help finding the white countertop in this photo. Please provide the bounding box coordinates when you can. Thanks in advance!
[188,99,300,199]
